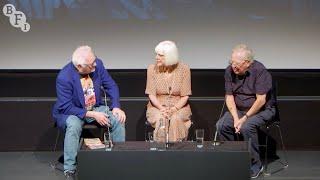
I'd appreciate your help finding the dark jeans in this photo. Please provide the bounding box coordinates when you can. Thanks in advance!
[216,107,275,172]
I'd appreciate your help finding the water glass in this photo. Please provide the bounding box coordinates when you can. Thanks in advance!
[148,132,157,151]
[104,131,113,151]
[195,129,204,148]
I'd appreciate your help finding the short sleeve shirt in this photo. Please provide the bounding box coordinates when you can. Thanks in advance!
[225,60,275,111]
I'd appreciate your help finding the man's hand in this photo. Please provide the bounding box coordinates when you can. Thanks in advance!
[235,116,248,133]
[233,117,240,131]
[93,111,110,127]
[112,108,126,124]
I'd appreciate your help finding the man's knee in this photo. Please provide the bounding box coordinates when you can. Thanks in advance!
[216,114,232,132]
[114,121,125,132]
[240,122,256,134]
[66,115,83,133]
[111,120,126,142]
[216,119,223,131]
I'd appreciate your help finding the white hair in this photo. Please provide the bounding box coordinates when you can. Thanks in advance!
[72,45,94,66]
[155,40,179,66]
[232,44,254,62]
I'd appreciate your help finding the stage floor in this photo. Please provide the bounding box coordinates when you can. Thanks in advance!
[0,151,319,180]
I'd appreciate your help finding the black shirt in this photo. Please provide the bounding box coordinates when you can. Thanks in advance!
[225,60,275,111]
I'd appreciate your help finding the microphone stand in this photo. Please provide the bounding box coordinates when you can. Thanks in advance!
[213,100,226,146]
[101,86,113,148]
[165,87,172,149]
[106,125,113,149]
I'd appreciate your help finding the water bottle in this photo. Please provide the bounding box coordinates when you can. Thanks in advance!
[157,118,166,142]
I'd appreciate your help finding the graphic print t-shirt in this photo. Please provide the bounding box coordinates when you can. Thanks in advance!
[80,75,96,110]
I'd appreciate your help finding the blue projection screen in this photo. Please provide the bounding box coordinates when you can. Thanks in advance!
[1,0,320,69]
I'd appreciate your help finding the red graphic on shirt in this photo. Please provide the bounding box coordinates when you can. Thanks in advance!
[81,76,96,110]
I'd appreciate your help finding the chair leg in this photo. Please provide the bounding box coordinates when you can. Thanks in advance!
[263,124,288,176]
[145,121,154,141]
[79,137,84,151]
[264,126,271,176]
[100,128,105,141]
[188,121,194,141]
[276,124,289,168]
[144,122,148,141]
[53,129,61,152]
[50,129,64,172]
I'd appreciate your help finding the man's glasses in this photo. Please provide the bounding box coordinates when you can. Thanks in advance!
[229,60,246,67]
[82,61,97,69]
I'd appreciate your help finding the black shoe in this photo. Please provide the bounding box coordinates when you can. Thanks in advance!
[64,170,76,180]
[251,166,263,179]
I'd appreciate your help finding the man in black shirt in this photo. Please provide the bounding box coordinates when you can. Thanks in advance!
[216,44,276,179]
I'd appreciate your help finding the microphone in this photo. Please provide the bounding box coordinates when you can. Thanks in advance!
[213,100,226,146]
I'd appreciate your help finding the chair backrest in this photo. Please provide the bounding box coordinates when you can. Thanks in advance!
[271,79,280,122]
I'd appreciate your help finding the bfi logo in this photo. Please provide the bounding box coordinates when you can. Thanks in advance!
[2,4,30,32]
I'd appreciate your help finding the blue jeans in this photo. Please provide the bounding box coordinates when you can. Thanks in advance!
[64,105,125,172]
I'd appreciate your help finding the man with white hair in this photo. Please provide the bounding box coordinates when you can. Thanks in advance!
[216,44,276,179]
[52,46,126,179]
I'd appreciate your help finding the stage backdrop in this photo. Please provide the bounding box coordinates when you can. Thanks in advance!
[1,0,320,69]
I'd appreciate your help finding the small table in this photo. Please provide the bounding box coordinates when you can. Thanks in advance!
[78,141,250,180]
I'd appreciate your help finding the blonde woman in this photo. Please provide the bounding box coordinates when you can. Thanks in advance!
[145,40,192,142]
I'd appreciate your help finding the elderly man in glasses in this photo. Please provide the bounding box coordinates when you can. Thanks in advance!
[216,44,276,179]
[52,45,126,179]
